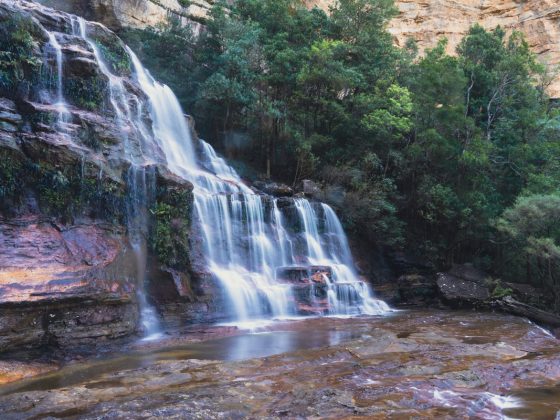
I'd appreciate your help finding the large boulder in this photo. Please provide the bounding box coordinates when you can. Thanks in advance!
[253,180,293,197]
[436,270,490,307]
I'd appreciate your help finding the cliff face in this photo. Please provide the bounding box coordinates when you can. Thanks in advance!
[307,0,560,96]
[0,0,213,353]
[37,0,212,30]
[388,0,560,98]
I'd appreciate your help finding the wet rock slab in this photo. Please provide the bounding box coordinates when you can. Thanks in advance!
[0,310,559,419]
[0,217,139,353]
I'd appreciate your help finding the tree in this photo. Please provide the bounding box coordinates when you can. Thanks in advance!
[498,194,560,309]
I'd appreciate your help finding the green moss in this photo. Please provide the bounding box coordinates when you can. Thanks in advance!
[94,40,131,75]
[0,154,125,223]
[150,186,192,269]
[63,75,106,111]
[0,14,42,95]
[0,154,23,205]
[486,278,514,299]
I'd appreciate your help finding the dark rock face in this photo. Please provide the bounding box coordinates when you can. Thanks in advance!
[253,180,293,197]
[397,274,439,306]
[0,217,139,352]
[436,271,490,306]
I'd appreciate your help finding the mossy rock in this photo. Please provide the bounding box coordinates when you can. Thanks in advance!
[0,143,126,223]
[0,11,44,98]
[150,169,194,270]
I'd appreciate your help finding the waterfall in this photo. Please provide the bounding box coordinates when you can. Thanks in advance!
[127,48,390,321]
[41,4,388,328]
[45,31,69,131]
[70,17,163,338]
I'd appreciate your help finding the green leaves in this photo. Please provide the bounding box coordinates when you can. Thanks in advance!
[361,84,412,140]
[0,14,41,93]
[497,194,560,299]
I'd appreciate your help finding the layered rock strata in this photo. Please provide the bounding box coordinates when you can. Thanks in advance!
[0,1,203,352]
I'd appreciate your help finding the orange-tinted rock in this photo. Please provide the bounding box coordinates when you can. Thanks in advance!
[0,217,139,352]
[0,360,58,385]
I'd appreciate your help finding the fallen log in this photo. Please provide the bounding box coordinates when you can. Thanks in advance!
[492,296,560,328]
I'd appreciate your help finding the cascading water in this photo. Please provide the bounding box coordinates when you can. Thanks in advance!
[45,31,69,131]
[70,17,163,338]
[127,49,390,322]
[39,3,388,329]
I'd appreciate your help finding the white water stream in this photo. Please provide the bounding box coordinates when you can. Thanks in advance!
[127,49,390,321]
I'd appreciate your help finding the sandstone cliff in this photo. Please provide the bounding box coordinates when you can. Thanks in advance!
[306,0,560,97]
[388,0,560,98]
[37,0,212,30]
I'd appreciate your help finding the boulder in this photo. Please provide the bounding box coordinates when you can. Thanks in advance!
[397,274,439,306]
[448,263,487,285]
[436,272,490,306]
[302,179,320,197]
[253,180,293,197]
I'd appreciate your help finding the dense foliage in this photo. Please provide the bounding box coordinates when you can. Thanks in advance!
[0,14,41,95]
[122,0,560,306]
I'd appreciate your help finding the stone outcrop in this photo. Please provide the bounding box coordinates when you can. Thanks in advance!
[37,0,212,30]
[436,263,490,306]
[253,180,293,197]
[0,218,139,352]
[437,272,490,306]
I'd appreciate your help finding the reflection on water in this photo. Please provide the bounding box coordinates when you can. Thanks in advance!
[0,321,366,396]
[504,384,560,419]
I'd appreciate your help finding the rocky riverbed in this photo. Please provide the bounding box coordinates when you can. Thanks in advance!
[1,310,559,419]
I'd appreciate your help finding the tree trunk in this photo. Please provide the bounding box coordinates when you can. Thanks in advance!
[493,296,560,328]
